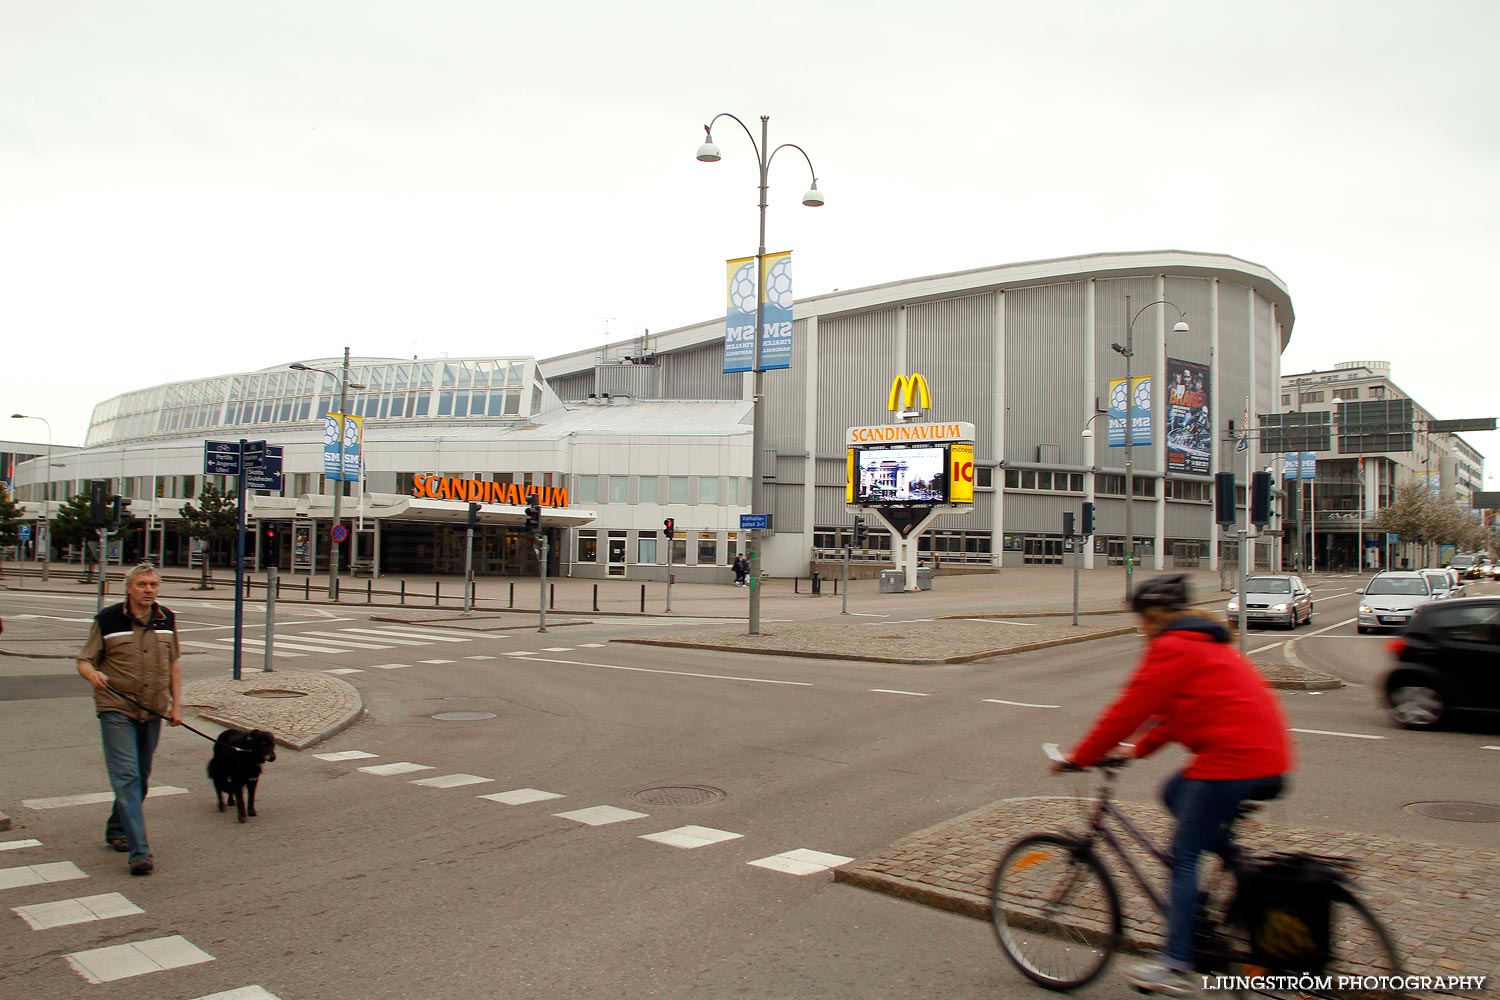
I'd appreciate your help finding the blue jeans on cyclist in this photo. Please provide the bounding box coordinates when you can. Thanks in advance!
[1161,771,1284,970]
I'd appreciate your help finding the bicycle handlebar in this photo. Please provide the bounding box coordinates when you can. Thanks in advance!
[1043,742,1130,771]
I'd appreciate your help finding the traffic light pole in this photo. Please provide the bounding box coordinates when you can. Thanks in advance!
[841,541,851,615]
[536,533,549,633]
[463,527,475,614]
[233,439,248,682]
[1072,532,1082,626]
[263,564,277,672]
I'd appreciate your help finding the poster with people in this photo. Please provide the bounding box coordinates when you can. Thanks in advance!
[1165,358,1211,475]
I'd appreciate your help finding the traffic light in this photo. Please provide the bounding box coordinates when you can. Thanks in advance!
[1251,471,1273,528]
[1215,472,1237,527]
[89,481,108,527]
[524,501,542,536]
[110,497,124,530]
[1081,501,1095,537]
[852,515,867,547]
[1063,511,1076,538]
[467,502,481,531]
[661,517,676,540]
[262,524,281,564]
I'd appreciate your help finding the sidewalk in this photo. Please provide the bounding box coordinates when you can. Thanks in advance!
[834,796,1498,989]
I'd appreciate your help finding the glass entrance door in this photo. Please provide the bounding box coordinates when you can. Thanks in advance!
[607,535,627,577]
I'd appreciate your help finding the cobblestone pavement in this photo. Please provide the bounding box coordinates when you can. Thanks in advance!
[178,669,362,750]
[835,796,1499,991]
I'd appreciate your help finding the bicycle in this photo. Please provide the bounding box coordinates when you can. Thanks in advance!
[990,745,1403,998]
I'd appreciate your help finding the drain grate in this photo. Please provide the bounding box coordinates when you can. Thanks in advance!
[431,712,498,721]
[241,689,307,699]
[1403,801,1500,823]
[630,785,726,807]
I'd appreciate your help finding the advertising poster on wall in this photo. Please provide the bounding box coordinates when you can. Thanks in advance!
[1165,358,1211,474]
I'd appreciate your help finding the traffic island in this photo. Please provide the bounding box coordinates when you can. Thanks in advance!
[180,669,363,750]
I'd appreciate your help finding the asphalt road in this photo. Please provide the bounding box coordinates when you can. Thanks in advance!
[2,580,1497,999]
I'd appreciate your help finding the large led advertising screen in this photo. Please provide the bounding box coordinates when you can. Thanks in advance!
[852,445,949,504]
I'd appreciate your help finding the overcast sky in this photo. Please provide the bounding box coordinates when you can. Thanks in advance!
[3,1,1496,483]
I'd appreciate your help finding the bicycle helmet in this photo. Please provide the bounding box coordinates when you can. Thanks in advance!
[1129,573,1191,613]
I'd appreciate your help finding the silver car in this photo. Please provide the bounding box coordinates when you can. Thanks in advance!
[1419,568,1465,601]
[1357,572,1435,634]
[1227,574,1314,629]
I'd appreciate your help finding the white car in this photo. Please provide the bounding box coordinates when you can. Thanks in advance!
[1356,571,1436,634]
[1419,568,1464,600]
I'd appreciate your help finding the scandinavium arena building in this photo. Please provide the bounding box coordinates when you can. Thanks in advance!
[12,250,1294,583]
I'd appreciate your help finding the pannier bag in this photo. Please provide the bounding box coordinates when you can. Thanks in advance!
[1235,853,1341,973]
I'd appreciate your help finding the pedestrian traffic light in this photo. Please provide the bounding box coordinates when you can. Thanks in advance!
[89,481,108,528]
[852,515,867,547]
[1063,511,1076,538]
[467,502,481,531]
[110,497,124,530]
[262,524,281,564]
[524,501,542,536]
[1081,501,1095,537]
[1215,473,1237,527]
[1251,471,1272,528]
[662,517,675,540]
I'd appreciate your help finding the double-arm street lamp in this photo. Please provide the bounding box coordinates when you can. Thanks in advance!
[696,113,824,636]
[290,350,365,601]
[10,413,53,581]
[1109,295,1189,602]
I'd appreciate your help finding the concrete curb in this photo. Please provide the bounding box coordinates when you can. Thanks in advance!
[179,671,365,752]
[615,626,1139,665]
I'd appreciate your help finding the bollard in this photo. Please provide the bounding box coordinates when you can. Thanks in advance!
[509,582,514,609]
[593,583,598,612]
[367,579,372,603]
[811,572,821,596]
[401,579,406,605]
[833,577,839,596]
[640,584,645,613]
[549,583,555,610]
[304,577,310,600]
[435,581,441,606]
[469,580,476,611]
[794,576,800,595]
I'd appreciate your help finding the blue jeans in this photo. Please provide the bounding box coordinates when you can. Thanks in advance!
[1161,771,1281,969]
[99,712,161,862]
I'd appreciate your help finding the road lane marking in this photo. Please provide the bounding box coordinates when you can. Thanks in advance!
[480,788,564,805]
[312,750,377,761]
[748,849,853,875]
[331,630,434,646]
[23,787,189,810]
[641,826,744,849]
[963,618,1044,626]
[1482,746,1500,751]
[870,689,929,697]
[322,668,363,675]
[512,656,813,687]
[0,861,88,890]
[1290,727,1384,740]
[555,805,648,826]
[13,892,144,930]
[280,631,398,650]
[364,628,473,643]
[357,762,433,776]
[189,988,285,1000]
[64,934,214,983]
[983,698,1060,709]
[0,840,43,851]
[410,774,492,788]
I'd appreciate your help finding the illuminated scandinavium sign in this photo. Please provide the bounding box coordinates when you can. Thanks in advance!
[846,422,975,445]
[411,474,570,507]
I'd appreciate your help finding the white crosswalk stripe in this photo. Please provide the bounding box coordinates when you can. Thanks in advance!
[65,934,214,983]
[364,627,473,643]
[183,640,304,658]
[231,638,357,655]
[326,630,433,646]
[271,632,398,650]
[13,892,144,930]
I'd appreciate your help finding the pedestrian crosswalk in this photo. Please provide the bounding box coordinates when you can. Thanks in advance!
[183,623,509,659]
[1,838,279,996]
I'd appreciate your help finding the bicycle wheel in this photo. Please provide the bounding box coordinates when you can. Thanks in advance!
[1228,886,1403,999]
[990,833,1122,990]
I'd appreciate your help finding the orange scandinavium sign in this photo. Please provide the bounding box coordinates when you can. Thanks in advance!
[412,474,570,508]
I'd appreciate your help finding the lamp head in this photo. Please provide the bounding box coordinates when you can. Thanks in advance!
[801,184,825,208]
[349,383,368,391]
[696,131,721,162]
[1081,427,1094,439]
[1173,319,1190,334]
[1110,342,1129,356]
[289,363,310,371]
[10,413,26,419]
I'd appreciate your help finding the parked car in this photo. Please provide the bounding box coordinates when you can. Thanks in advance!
[1227,574,1314,629]
[1356,571,1435,634]
[1379,596,1500,728]
[1419,567,1465,600]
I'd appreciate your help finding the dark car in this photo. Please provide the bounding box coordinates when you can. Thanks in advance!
[1379,597,1500,729]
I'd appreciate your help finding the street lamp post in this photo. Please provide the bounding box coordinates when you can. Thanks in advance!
[291,350,363,602]
[10,413,53,581]
[1110,295,1188,603]
[696,113,824,636]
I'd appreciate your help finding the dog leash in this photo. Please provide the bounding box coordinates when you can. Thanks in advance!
[103,682,218,743]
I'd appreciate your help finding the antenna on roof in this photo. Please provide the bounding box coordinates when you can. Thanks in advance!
[597,317,615,366]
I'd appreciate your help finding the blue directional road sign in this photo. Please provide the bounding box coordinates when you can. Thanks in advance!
[739,513,773,531]
[245,446,284,491]
[242,440,268,467]
[204,440,242,475]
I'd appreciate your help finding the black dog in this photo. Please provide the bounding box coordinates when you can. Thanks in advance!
[207,729,277,823]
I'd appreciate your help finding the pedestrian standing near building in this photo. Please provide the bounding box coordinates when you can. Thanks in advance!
[76,563,183,876]
[732,554,749,587]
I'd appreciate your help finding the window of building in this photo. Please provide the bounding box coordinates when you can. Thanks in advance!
[726,531,740,556]
[1299,390,1325,404]
[670,538,687,564]
[639,476,659,503]
[576,531,597,562]
[1070,473,1084,492]
[637,535,657,564]
[1004,469,1019,488]
[698,477,719,504]
[575,475,599,503]
[609,476,629,503]
[1035,472,1052,490]
[1281,393,1291,406]
[1097,474,1124,496]
[727,477,739,505]
[1021,471,1037,490]
[669,476,690,503]
[697,531,717,566]
[1133,478,1156,498]
[977,467,994,489]
[1368,385,1386,399]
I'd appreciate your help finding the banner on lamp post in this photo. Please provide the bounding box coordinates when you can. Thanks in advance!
[722,251,794,373]
[1108,376,1153,447]
[323,414,363,482]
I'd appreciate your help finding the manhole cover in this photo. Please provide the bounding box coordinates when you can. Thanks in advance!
[1403,801,1500,823]
[241,689,307,699]
[431,712,497,721]
[630,785,726,807]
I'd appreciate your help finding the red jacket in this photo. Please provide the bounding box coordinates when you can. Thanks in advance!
[1068,618,1293,780]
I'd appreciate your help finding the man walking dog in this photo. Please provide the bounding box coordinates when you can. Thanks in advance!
[76,563,183,876]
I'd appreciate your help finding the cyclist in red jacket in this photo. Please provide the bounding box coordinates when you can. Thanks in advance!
[1059,573,1293,996]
